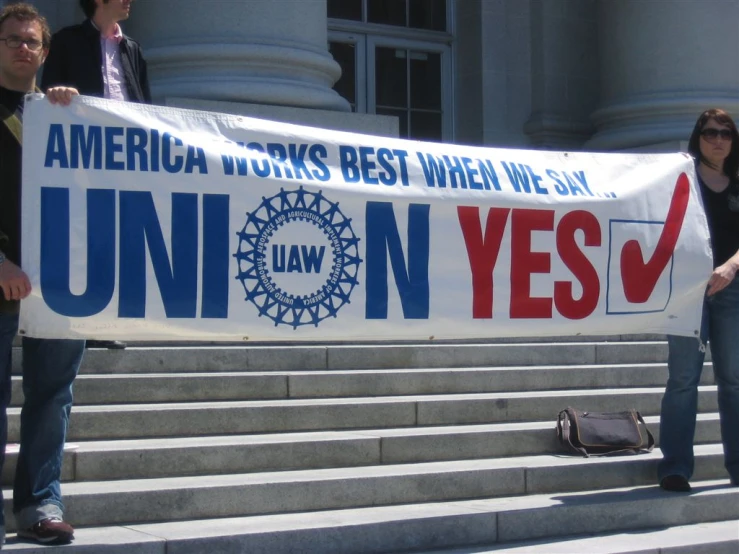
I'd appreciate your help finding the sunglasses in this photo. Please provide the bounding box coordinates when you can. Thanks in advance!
[700,128,733,141]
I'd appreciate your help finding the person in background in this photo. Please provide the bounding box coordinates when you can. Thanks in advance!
[41,0,151,350]
[0,2,83,545]
[658,108,739,492]
[41,0,149,103]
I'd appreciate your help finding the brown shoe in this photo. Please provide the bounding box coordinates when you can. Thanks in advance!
[17,517,74,544]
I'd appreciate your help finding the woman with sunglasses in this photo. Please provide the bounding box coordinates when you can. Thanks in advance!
[658,108,739,492]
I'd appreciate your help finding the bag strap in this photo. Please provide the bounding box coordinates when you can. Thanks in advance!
[0,105,22,145]
[635,411,655,452]
[557,409,589,457]
[0,89,40,145]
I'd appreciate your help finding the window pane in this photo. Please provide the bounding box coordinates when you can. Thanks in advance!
[410,110,442,142]
[377,107,409,138]
[328,0,362,20]
[410,51,440,110]
[409,0,446,31]
[375,47,407,108]
[329,41,357,110]
[368,0,407,27]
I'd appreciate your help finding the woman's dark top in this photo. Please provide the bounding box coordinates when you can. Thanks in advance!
[698,173,739,268]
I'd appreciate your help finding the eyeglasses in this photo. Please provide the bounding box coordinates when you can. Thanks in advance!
[700,128,733,142]
[0,36,44,52]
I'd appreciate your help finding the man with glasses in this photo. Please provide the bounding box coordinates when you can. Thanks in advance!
[0,2,82,546]
[41,0,151,350]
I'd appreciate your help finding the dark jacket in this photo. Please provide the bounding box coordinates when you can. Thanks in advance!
[41,19,151,103]
[0,87,25,313]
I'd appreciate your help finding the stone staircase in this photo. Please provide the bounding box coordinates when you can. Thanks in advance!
[2,337,738,553]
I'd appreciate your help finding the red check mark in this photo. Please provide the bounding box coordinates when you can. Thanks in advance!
[620,172,690,303]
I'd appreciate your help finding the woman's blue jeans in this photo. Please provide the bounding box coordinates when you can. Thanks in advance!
[659,278,739,484]
[0,312,84,530]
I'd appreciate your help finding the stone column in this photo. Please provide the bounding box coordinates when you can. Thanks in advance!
[523,0,597,149]
[586,0,739,151]
[125,0,349,111]
[454,0,533,148]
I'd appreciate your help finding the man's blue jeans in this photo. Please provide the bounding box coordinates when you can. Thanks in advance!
[659,278,739,485]
[0,312,84,531]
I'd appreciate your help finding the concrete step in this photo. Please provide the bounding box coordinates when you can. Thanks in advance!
[7,386,716,441]
[9,372,288,406]
[3,338,725,553]
[0,414,723,483]
[417,520,739,553]
[2,481,735,553]
[11,341,677,374]
[6,362,716,406]
[120,334,668,345]
[276,363,715,399]
[2,445,730,530]
[13,334,662,348]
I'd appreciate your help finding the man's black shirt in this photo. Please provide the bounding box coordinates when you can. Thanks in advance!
[0,85,25,311]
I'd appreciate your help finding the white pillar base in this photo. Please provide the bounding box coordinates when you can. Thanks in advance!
[586,92,739,151]
[165,97,399,137]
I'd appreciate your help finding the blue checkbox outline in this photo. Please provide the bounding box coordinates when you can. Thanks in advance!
[606,218,673,315]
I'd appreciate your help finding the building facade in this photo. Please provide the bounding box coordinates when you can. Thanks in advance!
[11,0,739,151]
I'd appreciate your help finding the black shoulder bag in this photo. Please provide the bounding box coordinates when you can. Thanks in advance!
[556,407,654,457]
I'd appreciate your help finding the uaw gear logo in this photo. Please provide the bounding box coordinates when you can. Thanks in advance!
[235,187,362,328]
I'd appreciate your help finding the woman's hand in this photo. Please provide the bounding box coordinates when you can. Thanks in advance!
[707,261,738,296]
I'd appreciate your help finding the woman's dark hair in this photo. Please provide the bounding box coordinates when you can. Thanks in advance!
[688,108,739,179]
[79,0,100,19]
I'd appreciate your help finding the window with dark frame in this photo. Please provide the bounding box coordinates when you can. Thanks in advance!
[329,0,447,31]
[328,0,449,142]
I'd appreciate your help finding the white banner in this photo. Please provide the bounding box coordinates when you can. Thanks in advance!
[19,95,712,341]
